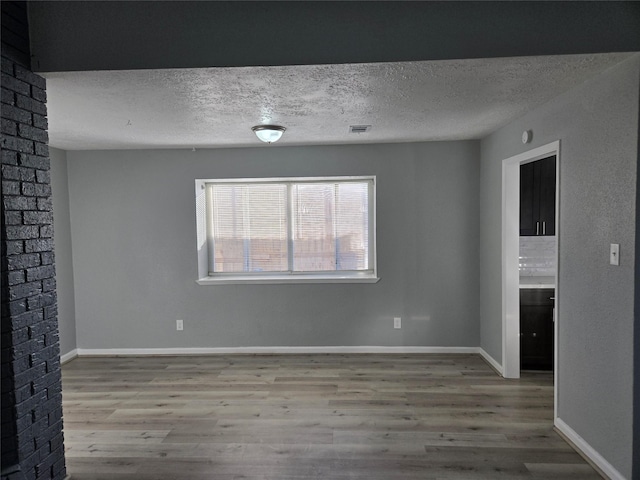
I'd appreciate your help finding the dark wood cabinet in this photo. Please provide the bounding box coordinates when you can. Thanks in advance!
[520,288,554,371]
[520,156,556,236]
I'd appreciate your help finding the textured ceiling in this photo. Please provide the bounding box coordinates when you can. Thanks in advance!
[43,53,632,150]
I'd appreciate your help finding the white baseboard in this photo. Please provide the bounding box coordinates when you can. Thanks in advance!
[478,348,503,375]
[75,346,480,356]
[60,348,78,364]
[555,417,626,480]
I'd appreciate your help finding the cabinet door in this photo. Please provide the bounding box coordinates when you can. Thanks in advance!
[520,304,554,370]
[538,156,556,236]
[520,289,554,371]
[519,156,556,236]
[519,161,537,236]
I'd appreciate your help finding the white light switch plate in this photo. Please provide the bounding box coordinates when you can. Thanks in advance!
[610,244,620,266]
[176,319,184,331]
[394,317,401,329]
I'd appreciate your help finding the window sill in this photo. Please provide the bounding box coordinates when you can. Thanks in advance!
[196,274,380,285]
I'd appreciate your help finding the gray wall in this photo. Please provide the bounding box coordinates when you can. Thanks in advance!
[50,147,77,356]
[66,141,480,350]
[479,54,639,478]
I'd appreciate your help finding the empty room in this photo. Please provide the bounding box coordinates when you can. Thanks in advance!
[2,2,639,480]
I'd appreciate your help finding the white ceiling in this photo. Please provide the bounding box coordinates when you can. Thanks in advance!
[43,53,633,150]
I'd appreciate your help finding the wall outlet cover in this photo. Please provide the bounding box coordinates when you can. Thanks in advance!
[394,317,401,329]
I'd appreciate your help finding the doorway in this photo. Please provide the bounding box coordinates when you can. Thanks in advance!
[501,141,560,416]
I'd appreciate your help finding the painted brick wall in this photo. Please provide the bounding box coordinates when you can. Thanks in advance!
[1,2,66,479]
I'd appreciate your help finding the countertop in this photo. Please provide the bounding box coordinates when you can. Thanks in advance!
[519,276,555,289]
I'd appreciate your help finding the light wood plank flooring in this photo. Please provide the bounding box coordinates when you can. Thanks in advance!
[61,354,600,479]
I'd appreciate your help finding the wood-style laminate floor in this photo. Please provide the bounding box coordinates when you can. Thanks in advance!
[61,354,600,479]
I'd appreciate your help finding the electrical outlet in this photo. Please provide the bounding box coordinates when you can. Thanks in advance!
[394,317,401,329]
[176,319,184,331]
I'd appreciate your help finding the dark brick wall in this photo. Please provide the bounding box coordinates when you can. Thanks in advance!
[1,2,66,479]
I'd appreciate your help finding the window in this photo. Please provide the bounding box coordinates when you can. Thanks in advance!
[195,176,377,284]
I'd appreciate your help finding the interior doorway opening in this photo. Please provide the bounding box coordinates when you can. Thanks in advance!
[501,140,560,417]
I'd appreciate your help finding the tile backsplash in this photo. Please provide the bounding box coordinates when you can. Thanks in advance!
[519,236,556,277]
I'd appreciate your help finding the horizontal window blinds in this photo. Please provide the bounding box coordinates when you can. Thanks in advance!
[211,184,288,273]
[208,178,372,275]
[292,182,369,271]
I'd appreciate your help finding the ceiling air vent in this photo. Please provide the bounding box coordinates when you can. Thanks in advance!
[349,125,371,134]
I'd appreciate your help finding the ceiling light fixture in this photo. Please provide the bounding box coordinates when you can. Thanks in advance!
[252,125,286,144]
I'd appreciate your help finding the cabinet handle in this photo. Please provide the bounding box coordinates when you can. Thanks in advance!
[543,221,546,235]
[536,222,540,235]
[549,297,555,300]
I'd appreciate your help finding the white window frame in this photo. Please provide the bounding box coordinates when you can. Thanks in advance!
[195,176,379,285]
